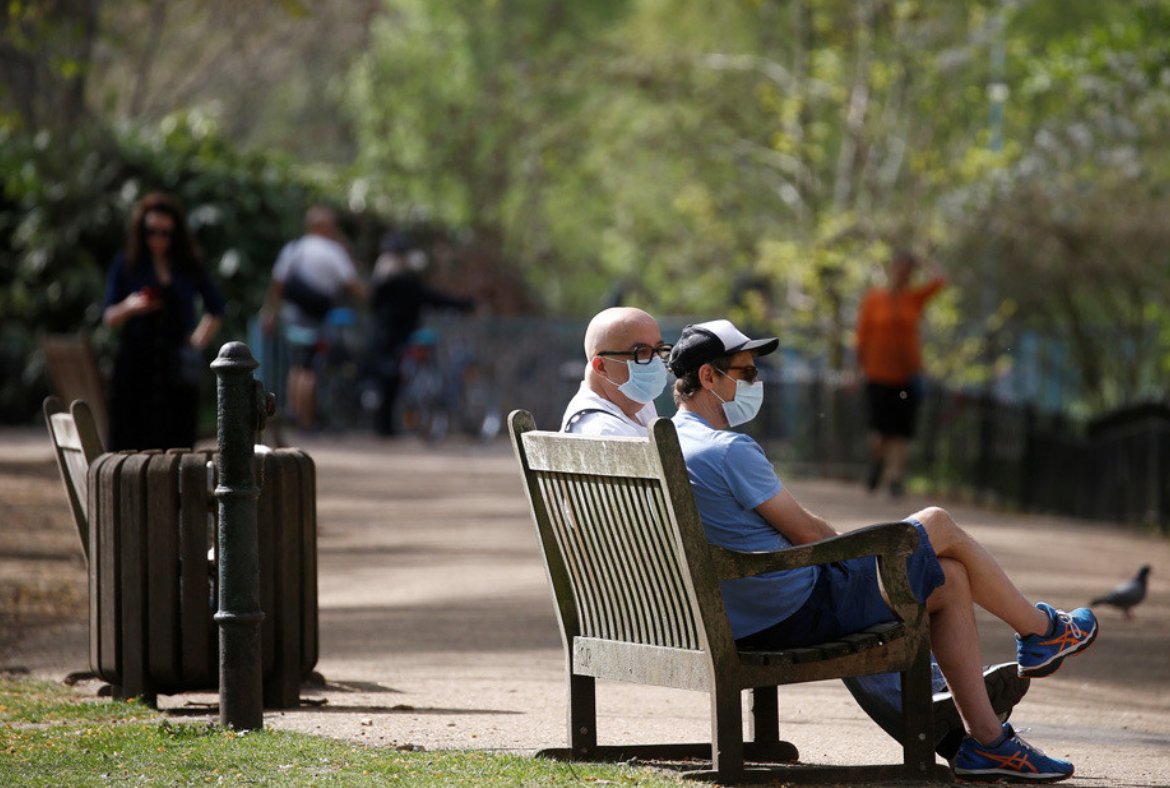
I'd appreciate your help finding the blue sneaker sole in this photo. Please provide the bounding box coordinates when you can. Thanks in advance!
[1018,622,1099,678]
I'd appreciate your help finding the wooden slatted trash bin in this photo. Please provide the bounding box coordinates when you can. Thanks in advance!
[86,447,318,709]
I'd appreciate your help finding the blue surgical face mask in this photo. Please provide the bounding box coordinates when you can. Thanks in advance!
[713,368,764,427]
[611,356,668,404]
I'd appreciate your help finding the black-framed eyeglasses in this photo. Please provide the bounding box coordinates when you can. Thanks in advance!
[722,365,761,384]
[598,343,673,365]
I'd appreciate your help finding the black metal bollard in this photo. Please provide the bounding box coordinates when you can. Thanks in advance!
[211,342,268,730]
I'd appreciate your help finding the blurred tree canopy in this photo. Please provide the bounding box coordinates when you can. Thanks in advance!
[347,0,1170,412]
[0,0,379,160]
[3,0,1170,423]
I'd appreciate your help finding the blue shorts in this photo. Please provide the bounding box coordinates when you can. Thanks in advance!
[735,520,945,650]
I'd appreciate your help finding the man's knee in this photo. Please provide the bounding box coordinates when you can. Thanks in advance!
[913,506,952,527]
[915,506,965,547]
[929,557,971,610]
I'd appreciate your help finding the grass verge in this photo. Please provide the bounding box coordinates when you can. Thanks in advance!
[0,677,689,788]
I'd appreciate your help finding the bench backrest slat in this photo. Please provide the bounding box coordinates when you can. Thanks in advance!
[513,412,732,656]
[534,470,703,649]
[43,397,105,562]
[521,432,662,478]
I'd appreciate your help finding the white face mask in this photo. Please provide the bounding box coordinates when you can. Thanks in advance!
[611,356,668,404]
[713,368,764,427]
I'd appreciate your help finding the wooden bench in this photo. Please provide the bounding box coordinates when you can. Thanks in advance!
[43,396,105,562]
[508,410,948,783]
[41,334,109,449]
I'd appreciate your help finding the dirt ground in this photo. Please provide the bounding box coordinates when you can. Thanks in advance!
[2,426,1169,787]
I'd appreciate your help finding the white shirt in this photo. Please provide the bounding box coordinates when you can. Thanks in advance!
[560,382,657,437]
[273,235,358,322]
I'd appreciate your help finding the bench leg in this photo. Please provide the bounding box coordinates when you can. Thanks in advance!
[901,640,937,779]
[567,674,597,758]
[710,682,745,779]
[749,686,779,742]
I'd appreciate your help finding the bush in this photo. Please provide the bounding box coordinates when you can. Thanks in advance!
[0,114,359,426]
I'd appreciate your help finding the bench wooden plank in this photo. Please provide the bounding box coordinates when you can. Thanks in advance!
[261,449,303,709]
[572,637,709,691]
[43,397,104,561]
[92,453,127,684]
[291,449,320,677]
[41,334,109,448]
[522,432,662,478]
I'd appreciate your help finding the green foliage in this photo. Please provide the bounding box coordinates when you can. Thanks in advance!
[0,677,687,788]
[943,1,1170,412]
[0,0,98,132]
[346,0,1170,415]
[347,1,995,319]
[8,0,1170,418]
[0,113,339,424]
[346,0,634,299]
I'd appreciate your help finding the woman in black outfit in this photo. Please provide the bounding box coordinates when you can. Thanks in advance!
[102,192,225,451]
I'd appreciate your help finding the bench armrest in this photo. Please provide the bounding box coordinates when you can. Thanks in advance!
[709,520,923,613]
[709,521,919,580]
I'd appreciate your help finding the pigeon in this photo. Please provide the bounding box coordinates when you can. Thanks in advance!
[1090,565,1150,621]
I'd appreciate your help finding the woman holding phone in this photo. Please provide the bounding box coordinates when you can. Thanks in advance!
[102,191,225,451]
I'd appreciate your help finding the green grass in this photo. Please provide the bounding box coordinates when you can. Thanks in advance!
[0,678,689,787]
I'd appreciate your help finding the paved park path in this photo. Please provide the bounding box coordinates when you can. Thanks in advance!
[3,427,1169,786]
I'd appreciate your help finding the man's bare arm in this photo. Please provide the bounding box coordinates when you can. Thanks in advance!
[755,488,838,545]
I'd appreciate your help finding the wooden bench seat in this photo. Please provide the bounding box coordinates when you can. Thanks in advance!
[508,409,949,783]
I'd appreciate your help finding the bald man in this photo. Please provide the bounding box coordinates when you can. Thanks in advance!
[560,307,672,436]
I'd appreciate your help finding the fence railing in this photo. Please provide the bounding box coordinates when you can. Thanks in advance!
[753,374,1170,533]
[251,313,1169,532]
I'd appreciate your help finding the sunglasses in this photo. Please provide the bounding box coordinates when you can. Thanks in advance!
[598,343,673,365]
[145,228,174,239]
[721,365,760,384]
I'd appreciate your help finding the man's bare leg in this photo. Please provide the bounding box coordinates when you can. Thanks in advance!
[289,367,317,429]
[885,437,908,487]
[914,506,1051,638]
[925,557,1003,743]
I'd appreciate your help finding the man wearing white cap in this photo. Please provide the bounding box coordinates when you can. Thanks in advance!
[667,319,1096,782]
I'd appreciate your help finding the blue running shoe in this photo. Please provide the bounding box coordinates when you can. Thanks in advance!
[954,724,1074,783]
[1017,603,1098,678]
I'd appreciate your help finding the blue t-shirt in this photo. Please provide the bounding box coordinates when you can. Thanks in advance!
[672,410,819,638]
